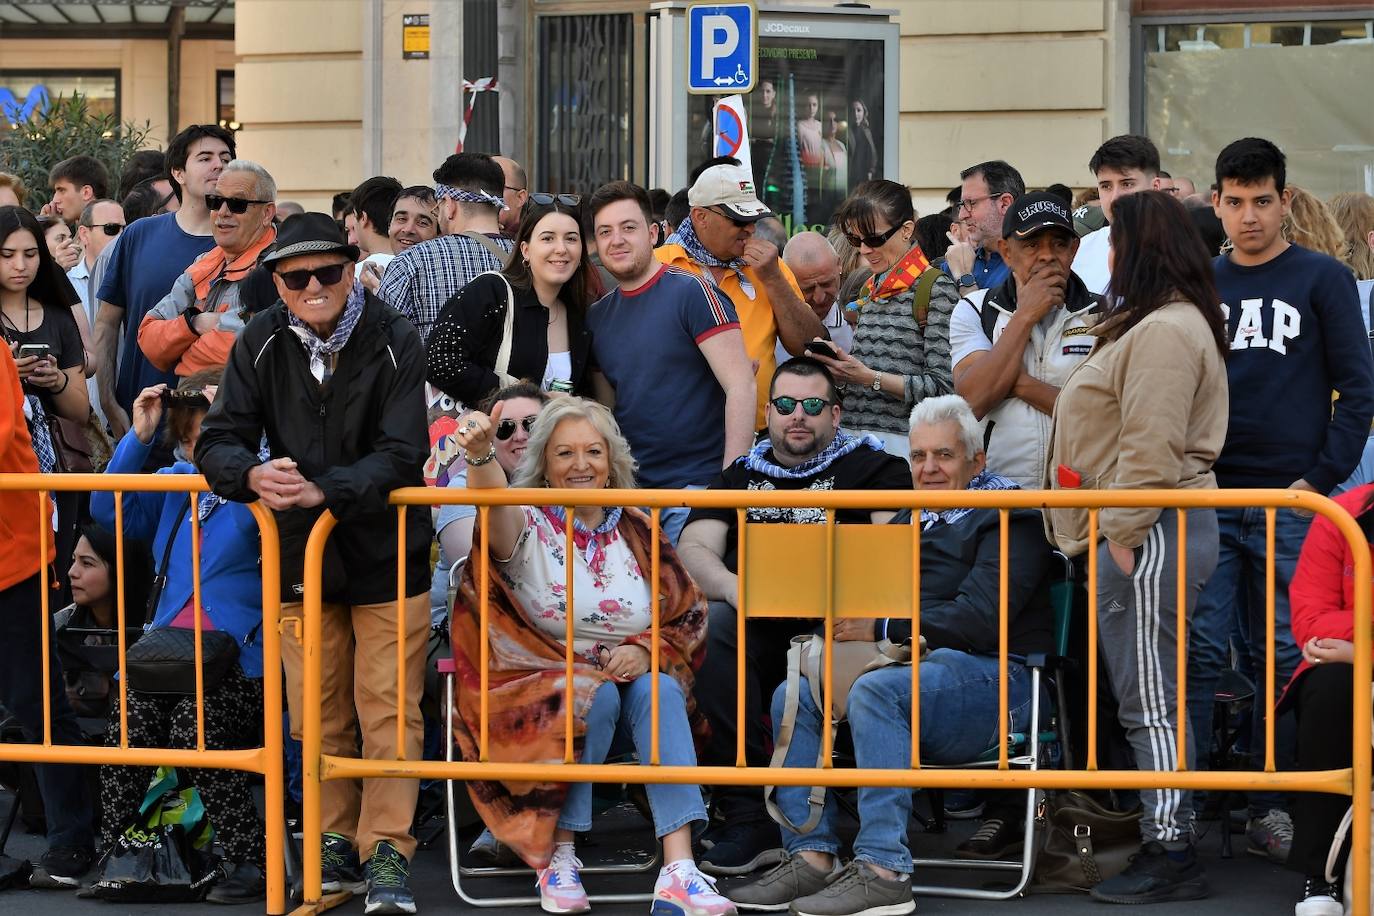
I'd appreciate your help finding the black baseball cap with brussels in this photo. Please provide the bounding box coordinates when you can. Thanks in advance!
[262,212,360,267]
[1002,192,1076,240]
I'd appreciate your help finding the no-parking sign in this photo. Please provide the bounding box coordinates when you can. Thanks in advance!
[713,95,754,177]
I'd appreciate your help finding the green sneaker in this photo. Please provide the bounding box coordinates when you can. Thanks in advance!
[321,832,363,895]
[364,842,417,915]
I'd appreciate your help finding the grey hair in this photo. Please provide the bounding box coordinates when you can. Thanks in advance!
[510,397,639,490]
[222,159,276,202]
[908,394,983,459]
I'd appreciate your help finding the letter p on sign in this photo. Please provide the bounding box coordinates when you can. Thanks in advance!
[700,14,739,79]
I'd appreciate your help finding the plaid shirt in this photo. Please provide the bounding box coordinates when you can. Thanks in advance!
[377,234,514,342]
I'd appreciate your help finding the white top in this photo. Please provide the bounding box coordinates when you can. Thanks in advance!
[1070,226,1112,296]
[774,302,853,365]
[499,506,652,665]
[542,350,572,391]
[362,251,394,272]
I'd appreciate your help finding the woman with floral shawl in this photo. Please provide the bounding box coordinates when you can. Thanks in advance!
[449,396,735,916]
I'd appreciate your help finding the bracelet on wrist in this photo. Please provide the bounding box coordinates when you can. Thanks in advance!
[52,372,70,394]
[464,444,497,466]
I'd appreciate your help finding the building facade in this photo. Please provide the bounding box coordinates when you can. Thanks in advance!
[2,0,1371,216]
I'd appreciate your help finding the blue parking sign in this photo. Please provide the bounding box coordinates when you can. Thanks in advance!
[687,3,757,95]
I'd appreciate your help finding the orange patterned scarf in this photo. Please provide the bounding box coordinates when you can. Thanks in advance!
[852,242,932,313]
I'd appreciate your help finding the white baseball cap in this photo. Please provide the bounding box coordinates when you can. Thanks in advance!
[688,163,771,223]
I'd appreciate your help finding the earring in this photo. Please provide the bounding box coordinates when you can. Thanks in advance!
[523,258,531,268]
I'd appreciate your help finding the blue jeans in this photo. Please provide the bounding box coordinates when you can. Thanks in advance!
[558,674,707,837]
[1187,506,1310,814]
[770,650,1033,873]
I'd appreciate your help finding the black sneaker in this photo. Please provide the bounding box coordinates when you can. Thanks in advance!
[321,832,364,895]
[954,818,1023,860]
[364,842,417,915]
[700,819,784,877]
[1088,841,1208,904]
[29,845,93,888]
[206,861,267,905]
[1295,874,1344,916]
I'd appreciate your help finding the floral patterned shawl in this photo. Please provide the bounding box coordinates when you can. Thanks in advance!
[449,506,708,868]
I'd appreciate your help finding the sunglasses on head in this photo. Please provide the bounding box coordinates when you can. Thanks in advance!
[530,193,581,207]
[495,416,538,440]
[84,222,124,237]
[276,263,348,291]
[206,194,271,215]
[843,222,905,250]
[771,396,831,417]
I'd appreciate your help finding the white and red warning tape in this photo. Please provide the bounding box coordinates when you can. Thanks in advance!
[455,76,498,152]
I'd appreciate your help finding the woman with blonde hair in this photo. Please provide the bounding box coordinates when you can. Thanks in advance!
[447,396,734,916]
[1283,187,1347,260]
[1328,191,1374,281]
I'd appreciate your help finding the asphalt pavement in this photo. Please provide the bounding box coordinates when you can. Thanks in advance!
[0,789,1300,914]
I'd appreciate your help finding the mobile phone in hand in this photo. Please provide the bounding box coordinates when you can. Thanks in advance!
[18,343,51,361]
[804,340,839,360]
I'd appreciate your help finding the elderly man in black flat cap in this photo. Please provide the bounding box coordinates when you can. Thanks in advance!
[197,211,431,915]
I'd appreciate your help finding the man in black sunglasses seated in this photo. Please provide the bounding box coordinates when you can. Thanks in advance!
[728,394,1053,916]
[137,159,278,382]
[198,211,432,916]
[677,356,911,876]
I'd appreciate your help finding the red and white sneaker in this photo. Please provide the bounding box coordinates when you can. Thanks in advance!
[652,860,738,916]
[536,843,591,914]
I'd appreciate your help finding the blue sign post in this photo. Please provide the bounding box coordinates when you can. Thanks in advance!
[686,2,757,95]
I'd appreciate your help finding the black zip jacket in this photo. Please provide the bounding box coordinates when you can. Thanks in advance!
[196,291,432,605]
[881,505,1053,658]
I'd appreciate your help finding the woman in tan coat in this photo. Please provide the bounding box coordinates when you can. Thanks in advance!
[1047,190,1230,905]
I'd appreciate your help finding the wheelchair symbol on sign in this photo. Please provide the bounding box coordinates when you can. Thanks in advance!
[711,64,751,88]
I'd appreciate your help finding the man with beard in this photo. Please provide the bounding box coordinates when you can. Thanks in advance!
[585,180,756,544]
[676,356,911,875]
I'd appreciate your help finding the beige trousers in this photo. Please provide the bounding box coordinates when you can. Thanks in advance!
[281,594,430,861]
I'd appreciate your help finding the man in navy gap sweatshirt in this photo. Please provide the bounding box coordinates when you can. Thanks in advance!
[1186,138,1374,866]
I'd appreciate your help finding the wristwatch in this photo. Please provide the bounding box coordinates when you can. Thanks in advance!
[957,273,976,289]
[871,371,883,392]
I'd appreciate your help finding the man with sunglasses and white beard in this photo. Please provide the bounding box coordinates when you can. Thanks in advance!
[677,356,911,876]
[198,212,431,916]
[137,159,277,379]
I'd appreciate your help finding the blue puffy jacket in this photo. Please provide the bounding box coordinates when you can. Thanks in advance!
[90,431,265,678]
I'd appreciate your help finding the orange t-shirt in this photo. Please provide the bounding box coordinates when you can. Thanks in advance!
[654,244,804,426]
[0,345,55,592]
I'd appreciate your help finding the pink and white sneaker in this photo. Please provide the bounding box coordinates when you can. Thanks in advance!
[536,843,591,914]
[652,860,738,916]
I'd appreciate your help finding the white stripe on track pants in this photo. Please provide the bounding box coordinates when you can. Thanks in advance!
[1096,508,1218,844]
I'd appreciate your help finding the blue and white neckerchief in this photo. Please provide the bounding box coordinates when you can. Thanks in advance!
[287,280,366,383]
[742,431,884,481]
[434,184,508,210]
[919,471,1020,529]
[675,215,755,299]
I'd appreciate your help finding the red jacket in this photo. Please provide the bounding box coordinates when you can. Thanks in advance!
[0,345,55,592]
[1287,483,1374,693]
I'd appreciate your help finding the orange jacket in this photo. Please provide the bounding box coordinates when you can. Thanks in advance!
[137,227,275,376]
[0,345,55,592]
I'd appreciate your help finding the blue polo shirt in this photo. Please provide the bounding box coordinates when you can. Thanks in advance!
[940,247,1010,290]
[587,265,741,489]
[96,212,215,414]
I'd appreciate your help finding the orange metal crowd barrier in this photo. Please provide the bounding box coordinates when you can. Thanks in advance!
[289,485,1372,916]
[0,473,287,915]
